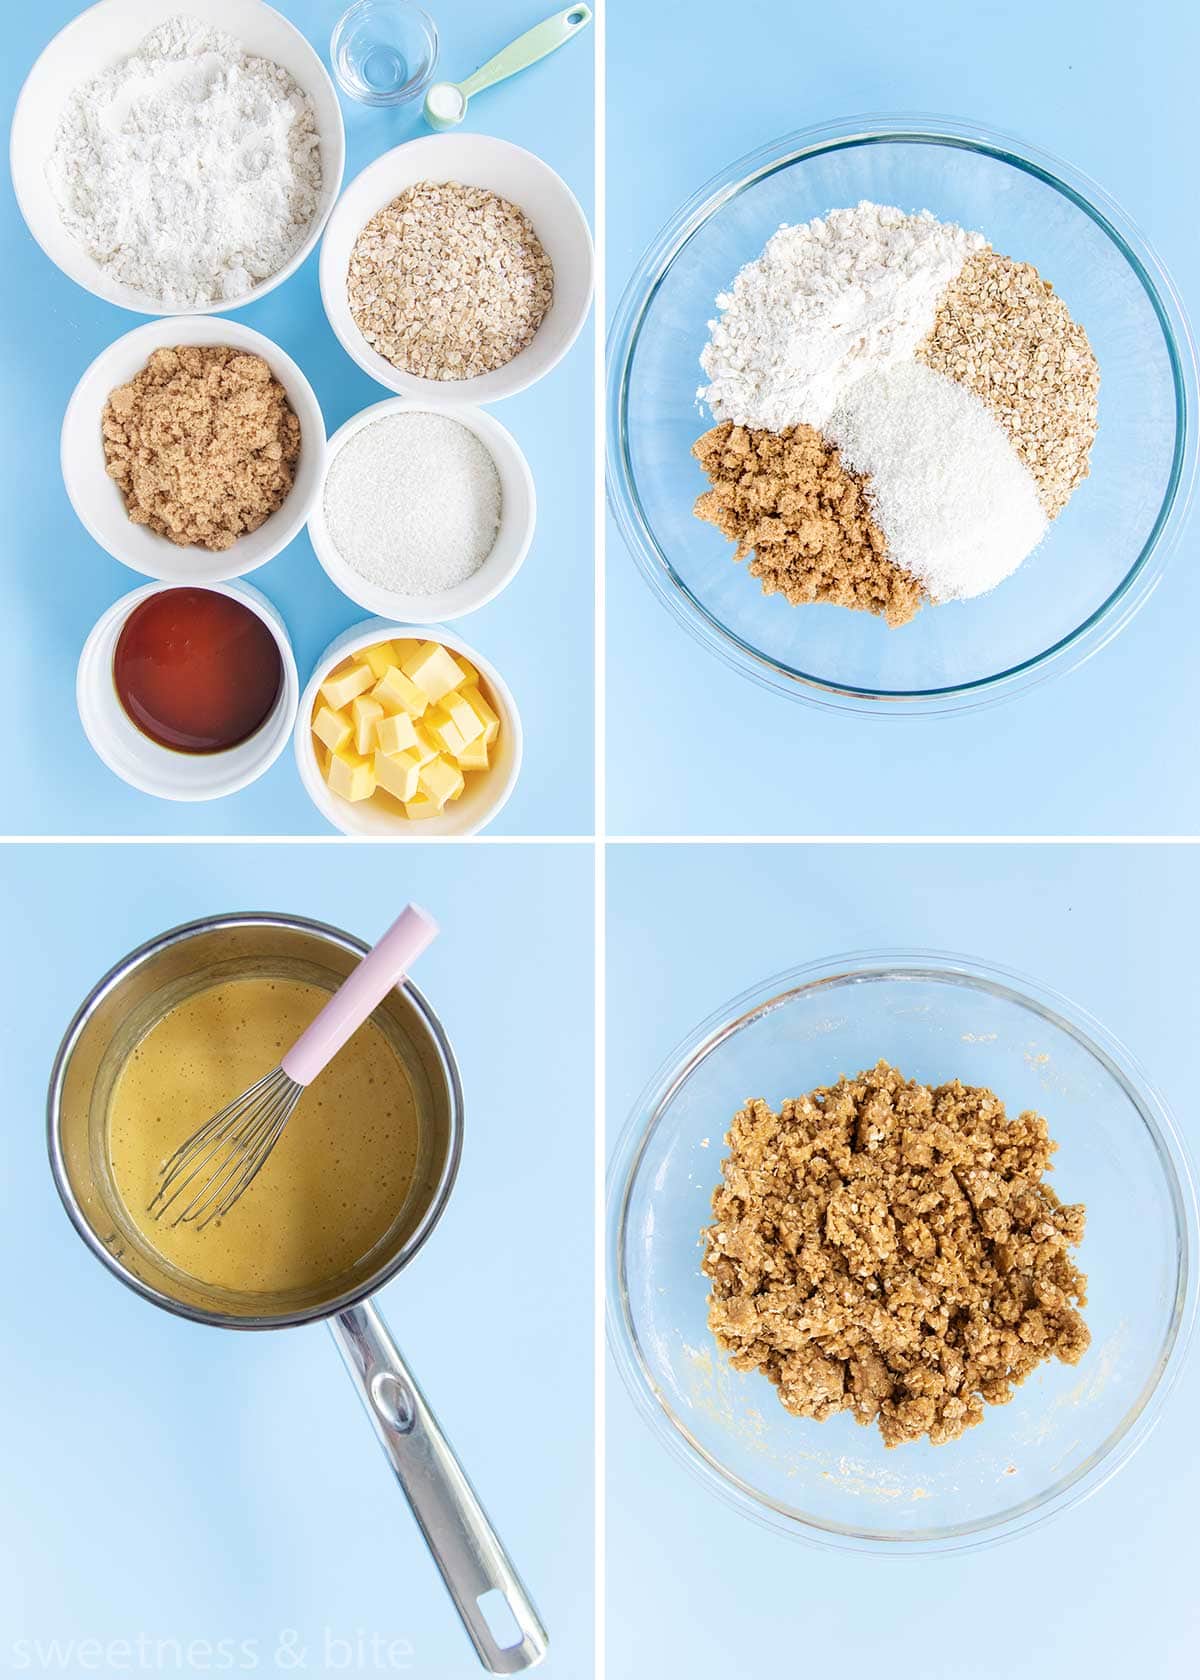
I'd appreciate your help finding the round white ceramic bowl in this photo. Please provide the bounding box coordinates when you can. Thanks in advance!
[77,579,299,800]
[319,133,594,404]
[10,0,346,317]
[308,397,536,622]
[295,618,523,837]
[62,316,326,584]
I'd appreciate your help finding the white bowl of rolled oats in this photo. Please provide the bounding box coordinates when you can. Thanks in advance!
[319,133,593,404]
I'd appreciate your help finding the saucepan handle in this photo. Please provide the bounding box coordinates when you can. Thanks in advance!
[329,1300,548,1673]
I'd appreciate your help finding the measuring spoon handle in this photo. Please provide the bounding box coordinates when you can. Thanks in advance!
[460,5,593,102]
[330,1301,548,1674]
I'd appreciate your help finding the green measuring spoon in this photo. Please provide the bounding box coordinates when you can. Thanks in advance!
[423,5,593,130]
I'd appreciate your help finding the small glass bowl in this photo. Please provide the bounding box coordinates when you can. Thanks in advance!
[607,950,1198,1552]
[331,0,438,107]
[606,116,1199,715]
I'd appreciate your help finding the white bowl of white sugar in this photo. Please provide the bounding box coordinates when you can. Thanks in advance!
[10,0,345,315]
[308,398,536,622]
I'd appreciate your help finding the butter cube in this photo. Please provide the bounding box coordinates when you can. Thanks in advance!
[424,703,470,759]
[375,709,418,756]
[321,661,375,709]
[362,640,398,681]
[419,754,465,809]
[456,736,490,773]
[458,685,500,746]
[373,667,428,720]
[374,748,421,804]
[352,695,384,756]
[316,742,332,776]
[327,748,376,803]
[401,642,465,705]
[392,638,424,665]
[440,689,486,747]
[455,655,480,686]
[411,722,440,767]
[312,704,352,754]
[403,792,440,821]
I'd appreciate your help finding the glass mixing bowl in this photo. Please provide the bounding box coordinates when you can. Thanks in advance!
[607,952,1197,1551]
[606,117,1197,714]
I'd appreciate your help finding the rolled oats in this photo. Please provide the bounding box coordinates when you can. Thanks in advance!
[347,180,554,381]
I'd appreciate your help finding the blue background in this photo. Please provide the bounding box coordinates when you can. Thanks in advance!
[1,0,594,836]
[606,0,1200,837]
[0,840,594,1677]
[607,841,1200,1680]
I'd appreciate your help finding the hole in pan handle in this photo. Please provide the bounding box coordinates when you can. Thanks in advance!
[330,1300,549,1674]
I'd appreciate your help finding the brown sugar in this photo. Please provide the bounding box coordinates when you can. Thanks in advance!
[702,1060,1090,1448]
[692,421,923,627]
[102,346,301,552]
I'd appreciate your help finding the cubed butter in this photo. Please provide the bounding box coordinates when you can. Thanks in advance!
[327,748,376,803]
[372,666,428,720]
[411,722,440,766]
[363,641,401,681]
[403,792,440,821]
[419,754,466,809]
[375,709,418,756]
[374,748,421,804]
[401,642,465,705]
[458,685,500,746]
[456,735,489,773]
[391,638,424,665]
[352,695,384,756]
[440,689,486,747]
[320,661,375,710]
[312,704,352,754]
[424,703,469,759]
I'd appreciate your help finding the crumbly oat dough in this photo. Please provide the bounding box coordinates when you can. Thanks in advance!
[692,421,923,627]
[702,1061,1090,1448]
[919,249,1100,519]
[102,347,300,551]
[347,181,554,381]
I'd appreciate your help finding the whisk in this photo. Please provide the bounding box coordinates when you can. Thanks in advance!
[149,904,438,1229]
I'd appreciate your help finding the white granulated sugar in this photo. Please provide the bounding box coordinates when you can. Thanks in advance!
[826,362,1048,602]
[46,15,322,307]
[698,201,985,431]
[324,414,502,596]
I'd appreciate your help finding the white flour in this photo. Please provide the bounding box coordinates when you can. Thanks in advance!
[46,15,322,307]
[324,415,502,596]
[698,201,984,431]
[827,362,1048,601]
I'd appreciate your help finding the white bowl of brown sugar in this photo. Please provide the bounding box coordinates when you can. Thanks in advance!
[319,133,594,404]
[61,316,326,583]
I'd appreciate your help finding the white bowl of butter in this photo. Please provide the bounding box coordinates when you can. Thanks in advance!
[295,618,523,837]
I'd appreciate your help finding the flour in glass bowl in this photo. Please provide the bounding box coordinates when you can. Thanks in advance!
[698,201,985,432]
[45,15,322,307]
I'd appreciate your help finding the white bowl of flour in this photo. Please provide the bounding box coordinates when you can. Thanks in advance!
[11,0,345,315]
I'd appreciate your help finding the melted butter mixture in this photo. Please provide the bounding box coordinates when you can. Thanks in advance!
[108,976,419,1295]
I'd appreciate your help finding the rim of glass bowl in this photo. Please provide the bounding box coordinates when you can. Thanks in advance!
[606,115,1199,717]
[606,948,1199,1553]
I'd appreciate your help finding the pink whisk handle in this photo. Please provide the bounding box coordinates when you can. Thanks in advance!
[281,904,438,1087]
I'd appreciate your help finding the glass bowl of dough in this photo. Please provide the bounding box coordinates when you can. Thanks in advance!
[606,116,1197,714]
[606,951,1197,1551]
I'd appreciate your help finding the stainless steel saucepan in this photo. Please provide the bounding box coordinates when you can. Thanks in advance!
[47,913,547,1674]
